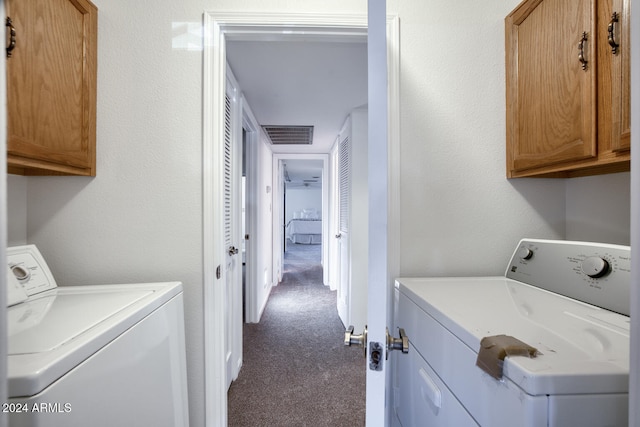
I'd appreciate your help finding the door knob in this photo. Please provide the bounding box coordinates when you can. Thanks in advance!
[335,233,342,239]
[386,327,409,359]
[344,325,367,356]
[346,326,408,370]
[228,246,239,256]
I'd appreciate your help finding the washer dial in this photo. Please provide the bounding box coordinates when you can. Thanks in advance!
[10,264,31,282]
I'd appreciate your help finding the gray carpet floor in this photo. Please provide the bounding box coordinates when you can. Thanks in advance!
[228,242,366,426]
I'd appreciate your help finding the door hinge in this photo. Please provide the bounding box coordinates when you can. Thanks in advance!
[216,265,221,279]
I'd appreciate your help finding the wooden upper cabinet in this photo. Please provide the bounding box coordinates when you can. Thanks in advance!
[6,0,97,176]
[506,0,630,178]
[608,0,631,152]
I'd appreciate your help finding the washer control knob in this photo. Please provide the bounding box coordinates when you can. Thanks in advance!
[10,264,31,282]
[517,247,533,260]
[581,256,610,278]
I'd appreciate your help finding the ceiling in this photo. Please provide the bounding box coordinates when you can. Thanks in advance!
[282,159,324,189]
[226,39,367,187]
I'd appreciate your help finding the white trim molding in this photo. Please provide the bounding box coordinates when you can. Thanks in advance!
[203,11,400,427]
[628,0,639,424]
[272,153,330,288]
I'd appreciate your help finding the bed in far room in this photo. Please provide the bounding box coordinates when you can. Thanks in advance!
[286,209,322,244]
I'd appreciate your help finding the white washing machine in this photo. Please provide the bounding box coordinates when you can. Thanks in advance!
[6,245,189,427]
[393,239,630,427]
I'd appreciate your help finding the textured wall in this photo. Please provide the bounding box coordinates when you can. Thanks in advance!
[566,172,631,245]
[7,175,26,246]
[254,128,275,320]
[285,188,322,223]
[392,0,568,277]
[6,1,632,426]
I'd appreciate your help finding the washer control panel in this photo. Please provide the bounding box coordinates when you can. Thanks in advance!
[506,238,631,316]
[7,245,57,298]
[6,270,28,307]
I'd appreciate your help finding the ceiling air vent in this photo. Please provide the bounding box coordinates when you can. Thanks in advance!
[263,125,314,145]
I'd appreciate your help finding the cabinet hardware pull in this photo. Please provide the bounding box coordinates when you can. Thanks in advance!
[5,17,16,58]
[608,12,619,55]
[577,31,588,70]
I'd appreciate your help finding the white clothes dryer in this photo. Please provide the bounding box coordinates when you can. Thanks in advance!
[393,239,630,427]
[6,245,189,427]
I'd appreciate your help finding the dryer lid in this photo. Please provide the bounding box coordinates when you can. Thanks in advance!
[397,277,631,396]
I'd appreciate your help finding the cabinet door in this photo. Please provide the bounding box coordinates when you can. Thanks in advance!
[506,0,597,176]
[609,0,630,152]
[6,0,97,176]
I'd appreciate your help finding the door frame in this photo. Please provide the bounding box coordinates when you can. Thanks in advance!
[272,153,330,288]
[203,11,400,426]
[0,0,7,419]
[241,94,261,324]
[630,1,640,424]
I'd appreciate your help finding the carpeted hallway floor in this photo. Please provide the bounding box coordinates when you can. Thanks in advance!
[228,242,366,426]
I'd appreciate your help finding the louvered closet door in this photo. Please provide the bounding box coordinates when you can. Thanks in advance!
[223,93,233,389]
[223,90,242,389]
[336,120,351,328]
[224,94,233,251]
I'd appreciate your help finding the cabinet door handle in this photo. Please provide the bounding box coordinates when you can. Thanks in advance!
[608,12,619,55]
[5,17,16,58]
[577,31,588,70]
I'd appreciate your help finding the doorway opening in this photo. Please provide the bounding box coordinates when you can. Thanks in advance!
[272,155,331,288]
[229,154,365,423]
[227,230,365,425]
[203,11,400,426]
[281,158,324,268]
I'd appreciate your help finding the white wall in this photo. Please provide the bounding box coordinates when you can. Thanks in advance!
[255,130,275,317]
[628,2,639,423]
[566,172,631,245]
[285,187,322,224]
[5,1,631,426]
[7,175,26,246]
[0,2,7,421]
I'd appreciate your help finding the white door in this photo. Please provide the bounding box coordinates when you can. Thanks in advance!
[329,146,340,293]
[365,1,394,425]
[224,75,243,389]
[336,126,351,327]
[343,4,396,422]
[274,159,286,284]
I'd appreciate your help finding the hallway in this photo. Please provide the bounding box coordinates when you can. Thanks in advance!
[228,242,366,426]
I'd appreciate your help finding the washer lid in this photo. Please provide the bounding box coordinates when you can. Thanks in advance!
[7,282,183,398]
[397,277,631,396]
[8,288,152,354]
